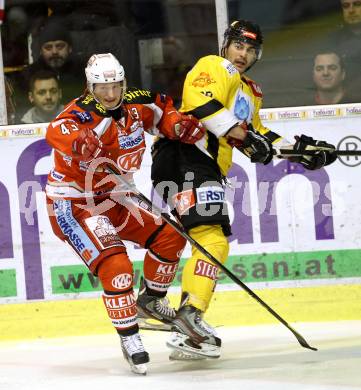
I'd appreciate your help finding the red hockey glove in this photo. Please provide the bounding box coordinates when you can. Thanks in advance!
[175,114,205,144]
[72,128,107,162]
[160,110,205,144]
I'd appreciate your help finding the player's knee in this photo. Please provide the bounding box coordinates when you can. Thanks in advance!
[189,224,229,264]
[97,253,133,293]
[151,224,186,260]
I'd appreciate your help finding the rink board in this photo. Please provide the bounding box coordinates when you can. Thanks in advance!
[0,284,360,341]
[1,103,361,339]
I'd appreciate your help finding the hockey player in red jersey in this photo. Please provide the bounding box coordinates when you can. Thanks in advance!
[45,53,205,375]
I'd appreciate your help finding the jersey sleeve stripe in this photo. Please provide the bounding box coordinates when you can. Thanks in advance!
[184,99,224,119]
[144,103,163,133]
[185,100,238,138]
[93,117,113,138]
[202,109,239,138]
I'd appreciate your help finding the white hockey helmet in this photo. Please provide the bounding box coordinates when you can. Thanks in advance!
[85,53,126,109]
[85,53,125,91]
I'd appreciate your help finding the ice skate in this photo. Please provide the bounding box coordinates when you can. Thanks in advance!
[120,333,149,375]
[169,349,207,361]
[137,277,176,332]
[167,304,221,359]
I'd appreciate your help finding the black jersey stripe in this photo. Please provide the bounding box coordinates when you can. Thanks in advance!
[184,99,224,120]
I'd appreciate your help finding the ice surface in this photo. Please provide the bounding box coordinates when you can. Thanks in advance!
[0,321,360,390]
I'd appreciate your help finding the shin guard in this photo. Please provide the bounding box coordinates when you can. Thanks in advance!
[181,225,229,312]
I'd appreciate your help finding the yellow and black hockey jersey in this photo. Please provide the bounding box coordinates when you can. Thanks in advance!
[180,55,281,175]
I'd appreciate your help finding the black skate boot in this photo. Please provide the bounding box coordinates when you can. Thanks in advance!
[120,333,149,375]
[137,276,176,331]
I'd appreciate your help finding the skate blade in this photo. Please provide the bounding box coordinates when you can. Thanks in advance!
[129,363,147,375]
[167,332,220,359]
[169,349,207,361]
[138,318,172,332]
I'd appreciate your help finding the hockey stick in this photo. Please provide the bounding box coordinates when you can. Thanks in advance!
[277,148,361,157]
[107,164,317,351]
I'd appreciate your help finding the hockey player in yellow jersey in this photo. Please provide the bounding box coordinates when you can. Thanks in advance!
[151,20,337,360]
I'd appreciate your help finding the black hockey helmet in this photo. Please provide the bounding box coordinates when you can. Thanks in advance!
[221,20,263,65]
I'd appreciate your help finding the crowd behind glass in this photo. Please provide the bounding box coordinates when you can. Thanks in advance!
[2,0,361,125]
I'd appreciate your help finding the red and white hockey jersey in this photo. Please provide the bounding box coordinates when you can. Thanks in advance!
[45,87,178,199]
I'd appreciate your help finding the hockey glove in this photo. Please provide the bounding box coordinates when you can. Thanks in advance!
[291,134,337,170]
[174,113,205,144]
[160,110,205,143]
[228,124,274,164]
[72,128,107,162]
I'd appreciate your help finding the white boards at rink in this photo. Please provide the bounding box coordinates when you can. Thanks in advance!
[0,103,361,304]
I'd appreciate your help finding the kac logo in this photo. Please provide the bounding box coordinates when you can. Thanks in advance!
[112,273,133,289]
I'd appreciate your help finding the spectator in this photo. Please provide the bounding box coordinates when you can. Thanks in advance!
[20,70,63,123]
[311,51,355,104]
[21,19,84,105]
[341,0,361,28]
[325,0,361,100]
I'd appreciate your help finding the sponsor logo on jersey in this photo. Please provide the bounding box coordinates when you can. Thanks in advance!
[95,103,107,114]
[234,94,251,121]
[194,259,218,280]
[154,261,179,284]
[79,160,90,171]
[221,60,237,76]
[191,72,216,87]
[117,147,145,172]
[196,186,225,204]
[111,273,133,289]
[81,95,94,105]
[85,216,124,249]
[54,201,97,262]
[124,89,152,101]
[63,155,72,167]
[70,110,93,123]
[80,94,107,115]
[50,169,65,182]
[104,292,136,309]
[118,126,144,149]
[172,189,195,216]
[82,249,94,262]
[119,134,144,149]
[103,292,137,324]
[156,262,179,275]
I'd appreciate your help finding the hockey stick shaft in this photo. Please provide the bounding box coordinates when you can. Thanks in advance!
[277,149,361,157]
[107,164,317,351]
